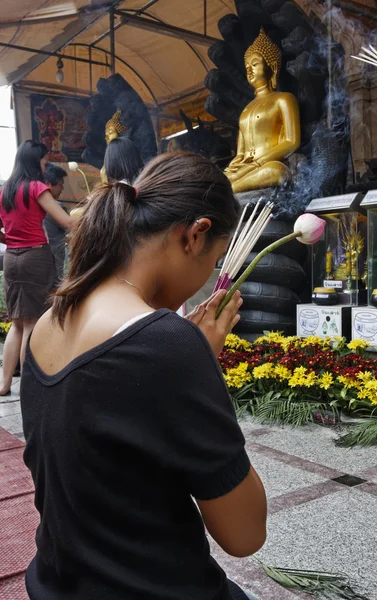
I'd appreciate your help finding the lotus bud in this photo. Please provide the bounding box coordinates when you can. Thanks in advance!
[294,213,326,245]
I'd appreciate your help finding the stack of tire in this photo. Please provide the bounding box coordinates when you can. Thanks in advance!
[234,220,308,340]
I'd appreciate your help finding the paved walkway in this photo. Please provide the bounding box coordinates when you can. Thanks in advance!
[1,372,377,599]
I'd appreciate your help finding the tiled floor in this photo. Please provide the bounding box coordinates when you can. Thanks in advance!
[1,355,377,599]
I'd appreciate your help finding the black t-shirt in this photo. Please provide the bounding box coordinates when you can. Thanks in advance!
[21,310,250,600]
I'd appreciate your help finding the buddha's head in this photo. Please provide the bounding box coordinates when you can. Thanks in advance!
[244,27,282,91]
[105,110,127,144]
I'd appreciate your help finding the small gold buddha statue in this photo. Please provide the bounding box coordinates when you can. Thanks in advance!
[101,110,127,182]
[105,110,126,145]
[225,28,301,193]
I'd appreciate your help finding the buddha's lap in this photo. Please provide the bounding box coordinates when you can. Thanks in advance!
[230,160,290,180]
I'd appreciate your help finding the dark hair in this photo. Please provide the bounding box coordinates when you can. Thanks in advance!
[44,163,67,186]
[53,152,239,326]
[104,136,144,183]
[1,140,48,212]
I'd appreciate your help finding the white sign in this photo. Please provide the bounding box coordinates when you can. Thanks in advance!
[361,190,377,208]
[297,304,345,339]
[306,193,362,213]
[324,280,343,289]
[352,307,377,348]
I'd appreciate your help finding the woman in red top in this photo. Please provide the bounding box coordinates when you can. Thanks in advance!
[0,140,73,395]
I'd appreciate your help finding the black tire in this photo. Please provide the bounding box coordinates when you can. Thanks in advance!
[240,281,300,316]
[235,309,296,335]
[252,220,308,264]
[239,252,306,291]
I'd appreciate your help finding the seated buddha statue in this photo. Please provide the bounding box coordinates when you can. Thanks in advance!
[225,28,300,193]
[100,110,127,182]
[70,111,127,217]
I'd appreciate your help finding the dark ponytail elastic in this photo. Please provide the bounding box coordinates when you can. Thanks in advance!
[118,180,138,202]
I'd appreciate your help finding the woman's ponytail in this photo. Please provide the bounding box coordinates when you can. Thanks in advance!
[52,152,239,327]
[52,182,137,326]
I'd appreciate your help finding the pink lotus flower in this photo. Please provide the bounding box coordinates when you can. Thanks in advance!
[294,213,326,245]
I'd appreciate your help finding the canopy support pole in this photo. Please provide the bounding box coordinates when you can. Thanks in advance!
[110,8,116,74]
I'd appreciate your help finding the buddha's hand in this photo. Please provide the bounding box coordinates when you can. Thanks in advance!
[242,157,261,168]
[225,155,244,174]
[185,290,242,357]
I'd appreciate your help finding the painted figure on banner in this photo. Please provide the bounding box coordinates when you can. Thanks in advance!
[35,99,66,162]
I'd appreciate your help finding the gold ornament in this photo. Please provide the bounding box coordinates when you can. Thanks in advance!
[101,110,127,182]
[244,27,282,89]
[105,110,127,144]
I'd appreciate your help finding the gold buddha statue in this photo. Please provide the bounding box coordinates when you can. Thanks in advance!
[101,110,127,182]
[105,110,126,145]
[225,28,301,193]
[70,111,127,217]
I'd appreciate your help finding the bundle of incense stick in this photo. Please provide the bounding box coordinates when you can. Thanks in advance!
[351,44,377,68]
[213,200,274,292]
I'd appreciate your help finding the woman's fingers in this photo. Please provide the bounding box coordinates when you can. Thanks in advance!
[230,313,241,332]
[185,304,205,324]
[217,291,243,329]
[203,289,227,317]
[185,290,242,356]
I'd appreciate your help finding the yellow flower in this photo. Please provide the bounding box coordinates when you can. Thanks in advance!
[289,366,315,387]
[253,335,268,345]
[224,334,252,352]
[223,362,251,389]
[357,371,374,383]
[299,336,331,348]
[365,380,377,404]
[274,365,292,380]
[252,363,276,379]
[337,375,360,390]
[302,371,317,387]
[253,331,285,345]
[347,339,369,351]
[319,372,334,390]
[0,322,11,335]
[293,366,307,376]
[280,336,298,352]
[357,388,370,400]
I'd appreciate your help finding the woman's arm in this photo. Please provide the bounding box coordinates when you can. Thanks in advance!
[198,465,267,557]
[0,219,5,244]
[37,191,74,229]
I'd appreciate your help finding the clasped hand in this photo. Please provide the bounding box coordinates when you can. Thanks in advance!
[185,290,243,357]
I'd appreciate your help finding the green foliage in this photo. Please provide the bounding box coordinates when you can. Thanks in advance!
[251,393,336,426]
[257,560,370,599]
[231,385,339,427]
[335,417,377,448]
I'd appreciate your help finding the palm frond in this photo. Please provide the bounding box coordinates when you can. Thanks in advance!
[335,418,377,448]
[251,394,336,427]
[257,561,370,599]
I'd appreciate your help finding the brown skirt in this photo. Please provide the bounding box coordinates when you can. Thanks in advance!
[4,245,56,319]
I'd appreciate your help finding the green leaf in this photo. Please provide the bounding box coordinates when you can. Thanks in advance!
[335,419,377,448]
[251,394,335,427]
[256,559,370,599]
[233,383,255,400]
